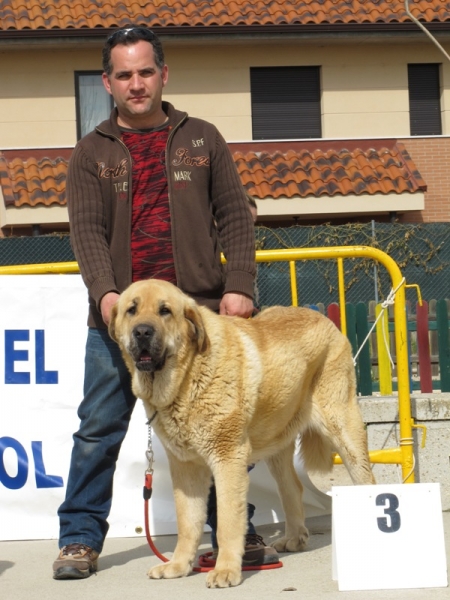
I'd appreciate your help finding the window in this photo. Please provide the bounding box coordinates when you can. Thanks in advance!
[75,72,114,140]
[408,64,442,136]
[250,66,321,140]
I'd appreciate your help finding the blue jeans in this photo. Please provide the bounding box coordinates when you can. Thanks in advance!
[58,328,136,553]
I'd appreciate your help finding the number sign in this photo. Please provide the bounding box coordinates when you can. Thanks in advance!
[332,483,448,591]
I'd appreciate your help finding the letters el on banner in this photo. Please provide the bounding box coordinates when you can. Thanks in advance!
[0,275,165,541]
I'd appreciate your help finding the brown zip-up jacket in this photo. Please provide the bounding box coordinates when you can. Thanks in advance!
[67,102,256,328]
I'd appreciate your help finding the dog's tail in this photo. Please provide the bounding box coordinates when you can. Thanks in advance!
[299,429,334,473]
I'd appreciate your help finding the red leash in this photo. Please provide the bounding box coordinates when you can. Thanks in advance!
[144,473,170,563]
[143,473,283,572]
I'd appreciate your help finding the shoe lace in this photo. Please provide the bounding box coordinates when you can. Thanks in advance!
[244,533,265,547]
[62,543,89,556]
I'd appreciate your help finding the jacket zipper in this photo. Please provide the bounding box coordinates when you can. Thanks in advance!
[165,113,188,288]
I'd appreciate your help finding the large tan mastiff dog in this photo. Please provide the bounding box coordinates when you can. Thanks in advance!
[109,279,375,588]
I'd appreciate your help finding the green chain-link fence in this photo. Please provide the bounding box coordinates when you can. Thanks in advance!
[0,234,74,265]
[254,222,450,308]
[1,223,450,306]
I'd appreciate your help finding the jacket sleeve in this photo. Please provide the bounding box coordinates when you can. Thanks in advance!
[67,144,119,310]
[209,129,256,299]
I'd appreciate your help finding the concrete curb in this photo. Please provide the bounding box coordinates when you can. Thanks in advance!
[358,393,450,510]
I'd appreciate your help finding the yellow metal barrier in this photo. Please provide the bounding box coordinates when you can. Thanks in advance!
[0,262,79,275]
[0,244,414,483]
[255,245,414,483]
[375,304,393,395]
[337,257,347,336]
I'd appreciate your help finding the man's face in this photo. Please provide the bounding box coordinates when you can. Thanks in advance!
[102,40,169,128]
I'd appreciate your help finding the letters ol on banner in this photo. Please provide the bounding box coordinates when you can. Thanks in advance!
[332,483,448,591]
[0,274,177,541]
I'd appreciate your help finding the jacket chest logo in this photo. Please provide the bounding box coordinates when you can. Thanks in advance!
[97,159,129,178]
[172,148,210,167]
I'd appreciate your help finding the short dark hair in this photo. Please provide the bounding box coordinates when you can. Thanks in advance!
[102,25,165,75]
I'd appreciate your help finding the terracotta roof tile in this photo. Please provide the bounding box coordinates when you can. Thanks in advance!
[0,141,426,211]
[1,1,450,32]
[231,141,427,199]
[0,153,67,207]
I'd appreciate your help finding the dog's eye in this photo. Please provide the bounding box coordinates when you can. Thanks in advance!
[159,306,172,316]
[127,304,137,316]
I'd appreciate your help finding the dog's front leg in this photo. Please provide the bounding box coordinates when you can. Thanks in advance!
[147,454,211,581]
[205,460,249,588]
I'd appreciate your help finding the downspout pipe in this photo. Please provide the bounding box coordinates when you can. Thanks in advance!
[405,0,450,62]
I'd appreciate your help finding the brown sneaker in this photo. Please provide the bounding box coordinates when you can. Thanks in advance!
[53,543,99,580]
[242,533,280,566]
[211,534,280,566]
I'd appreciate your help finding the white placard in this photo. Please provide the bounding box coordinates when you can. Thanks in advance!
[332,483,448,591]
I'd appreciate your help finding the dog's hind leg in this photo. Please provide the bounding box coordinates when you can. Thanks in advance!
[305,347,376,486]
[147,453,211,580]
[304,393,376,486]
[325,408,376,486]
[266,441,310,552]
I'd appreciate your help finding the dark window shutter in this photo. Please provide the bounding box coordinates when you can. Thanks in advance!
[251,66,321,140]
[408,64,442,136]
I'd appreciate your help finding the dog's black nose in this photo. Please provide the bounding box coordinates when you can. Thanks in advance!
[133,324,155,340]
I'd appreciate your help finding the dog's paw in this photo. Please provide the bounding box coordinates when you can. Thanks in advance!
[206,567,243,588]
[147,561,191,580]
[272,528,309,552]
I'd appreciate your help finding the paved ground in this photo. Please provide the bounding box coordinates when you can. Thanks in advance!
[1,512,448,600]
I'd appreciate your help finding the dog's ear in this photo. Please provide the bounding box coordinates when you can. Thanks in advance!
[185,304,210,354]
[108,302,119,342]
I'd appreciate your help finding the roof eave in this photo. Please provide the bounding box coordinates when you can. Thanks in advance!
[2,22,450,43]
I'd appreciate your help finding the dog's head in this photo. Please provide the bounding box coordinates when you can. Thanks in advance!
[109,279,209,374]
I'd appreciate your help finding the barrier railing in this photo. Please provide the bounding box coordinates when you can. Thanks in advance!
[0,245,415,483]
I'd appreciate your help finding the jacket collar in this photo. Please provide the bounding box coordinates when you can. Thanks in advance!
[96,101,187,138]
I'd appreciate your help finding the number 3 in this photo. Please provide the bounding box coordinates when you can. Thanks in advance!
[376,493,401,533]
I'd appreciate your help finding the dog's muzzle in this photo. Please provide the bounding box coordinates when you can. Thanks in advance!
[130,324,166,372]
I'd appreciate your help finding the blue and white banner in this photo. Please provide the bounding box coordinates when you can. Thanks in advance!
[0,274,180,541]
[0,275,330,542]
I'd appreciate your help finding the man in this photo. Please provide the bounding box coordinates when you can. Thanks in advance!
[53,25,278,580]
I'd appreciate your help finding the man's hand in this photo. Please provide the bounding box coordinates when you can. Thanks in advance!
[100,292,120,326]
[219,292,254,318]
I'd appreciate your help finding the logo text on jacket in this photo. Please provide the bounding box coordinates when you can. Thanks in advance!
[172,148,210,167]
[97,159,129,179]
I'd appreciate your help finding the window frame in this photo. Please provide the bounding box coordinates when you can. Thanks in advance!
[74,71,114,140]
[408,63,442,136]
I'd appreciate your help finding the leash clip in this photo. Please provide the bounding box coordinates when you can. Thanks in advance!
[145,448,155,474]
[145,410,157,474]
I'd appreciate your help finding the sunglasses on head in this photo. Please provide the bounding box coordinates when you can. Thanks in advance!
[106,26,157,44]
